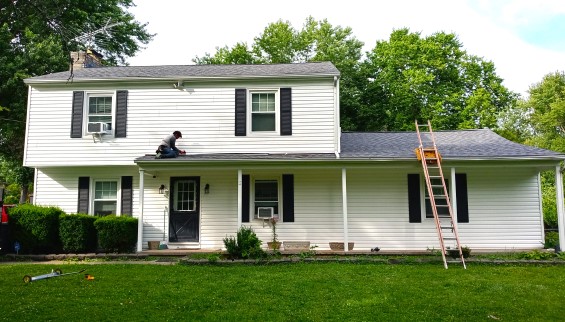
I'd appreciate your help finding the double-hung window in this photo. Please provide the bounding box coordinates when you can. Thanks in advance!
[254,179,279,217]
[87,93,113,134]
[93,180,118,216]
[424,178,450,218]
[250,90,278,133]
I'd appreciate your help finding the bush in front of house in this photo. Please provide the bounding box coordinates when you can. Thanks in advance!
[223,226,265,259]
[59,213,98,253]
[94,215,138,253]
[8,204,64,254]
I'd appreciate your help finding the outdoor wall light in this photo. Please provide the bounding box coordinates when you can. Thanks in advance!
[158,184,166,194]
[204,184,210,194]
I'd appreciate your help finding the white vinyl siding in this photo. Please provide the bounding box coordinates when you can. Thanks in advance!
[24,80,337,167]
[33,165,545,251]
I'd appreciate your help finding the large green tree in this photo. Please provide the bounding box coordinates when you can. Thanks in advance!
[193,17,365,130]
[360,28,517,131]
[0,0,153,202]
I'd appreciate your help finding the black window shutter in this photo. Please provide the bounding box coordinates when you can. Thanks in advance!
[235,89,247,136]
[282,174,295,222]
[455,174,469,223]
[121,176,133,216]
[115,90,128,138]
[280,88,292,136]
[408,174,421,223]
[242,175,250,222]
[78,177,90,214]
[71,91,84,138]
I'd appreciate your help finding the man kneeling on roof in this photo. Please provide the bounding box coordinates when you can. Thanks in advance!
[156,130,186,159]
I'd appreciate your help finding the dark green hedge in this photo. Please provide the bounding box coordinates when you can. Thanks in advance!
[94,215,138,253]
[59,213,98,253]
[8,204,64,254]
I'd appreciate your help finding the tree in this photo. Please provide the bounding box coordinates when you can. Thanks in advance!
[360,28,517,131]
[0,0,153,202]
[522,71,565,152]
[193,17,364,130]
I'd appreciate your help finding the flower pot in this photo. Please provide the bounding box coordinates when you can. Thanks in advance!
[148,241,160,250]
[283,241,310,251]
[329,242,354,251]
[267,241,281,250]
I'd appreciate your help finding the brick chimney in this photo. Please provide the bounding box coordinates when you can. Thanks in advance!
[70,49,103,70]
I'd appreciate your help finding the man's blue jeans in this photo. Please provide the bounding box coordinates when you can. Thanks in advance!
[161,147,179,158]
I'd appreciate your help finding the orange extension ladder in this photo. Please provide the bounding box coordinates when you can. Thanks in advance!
[415,120,466,269]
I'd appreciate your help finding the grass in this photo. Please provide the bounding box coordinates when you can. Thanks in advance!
[1,262,564,321]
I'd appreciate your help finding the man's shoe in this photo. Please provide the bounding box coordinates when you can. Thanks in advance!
[155,152,161,159]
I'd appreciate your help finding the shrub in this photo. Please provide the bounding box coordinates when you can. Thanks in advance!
[94,215,138,253]
[8,204,64,254]
[223,226,265,259]
[59,213,97,253]
[544,231,559,249]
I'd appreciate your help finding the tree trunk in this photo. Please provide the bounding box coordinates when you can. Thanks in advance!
[19,184,28,204]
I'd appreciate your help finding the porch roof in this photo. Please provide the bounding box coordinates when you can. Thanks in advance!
[135,129,565,164]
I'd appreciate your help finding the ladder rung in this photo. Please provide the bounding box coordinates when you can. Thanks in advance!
[443,237,457,240]
[440,226,453,230]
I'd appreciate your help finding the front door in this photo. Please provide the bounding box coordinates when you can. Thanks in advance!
[169,177,200,242]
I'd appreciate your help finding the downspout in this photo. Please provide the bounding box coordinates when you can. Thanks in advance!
[238,169,242,228]
[555,165,565,251]
[342,168,349,252]
[334,76,341,155]
[538,173,545,244]
[137,169,145,252]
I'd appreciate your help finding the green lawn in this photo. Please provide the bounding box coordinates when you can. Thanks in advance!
[1,262,564,321]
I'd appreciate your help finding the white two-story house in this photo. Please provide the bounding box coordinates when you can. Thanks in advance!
[23,59,565,252]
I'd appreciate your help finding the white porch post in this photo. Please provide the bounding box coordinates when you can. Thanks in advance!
[341,168,349,252]
[237,170,242,228]
[555,166,565,251]
[137,169,145,252]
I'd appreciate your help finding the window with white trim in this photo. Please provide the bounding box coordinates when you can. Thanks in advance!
[253,179,279,217]
[173,180,197,211]
[424,178,450,218]
[86,93,114,134]
[249,90,278,133]
[93,180,118,216]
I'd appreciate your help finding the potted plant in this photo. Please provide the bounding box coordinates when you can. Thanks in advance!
[266,217,281,250]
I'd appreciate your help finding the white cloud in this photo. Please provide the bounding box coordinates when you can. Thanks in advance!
[126,0,565,97]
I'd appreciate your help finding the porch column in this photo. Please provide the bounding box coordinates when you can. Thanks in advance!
[555,166,565,251]
[341,168,349,252]
[237,169,242,228]
[137,169,145,252]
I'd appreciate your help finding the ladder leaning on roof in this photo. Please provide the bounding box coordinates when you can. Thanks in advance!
[415,120,466,269]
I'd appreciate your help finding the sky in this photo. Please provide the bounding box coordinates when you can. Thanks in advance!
[126,0,565,97]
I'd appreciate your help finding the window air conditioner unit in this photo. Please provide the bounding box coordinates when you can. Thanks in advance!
[87,122,110,134]
[256,207,274,219]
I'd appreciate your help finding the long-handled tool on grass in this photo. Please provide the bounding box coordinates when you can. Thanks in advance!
[23,268,86,283]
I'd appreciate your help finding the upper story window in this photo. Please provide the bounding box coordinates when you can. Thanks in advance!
[93,180,118,216]
[71,90,128,139]
[235,88,291,137]
[86,93,114,134]
[251,92,277,132]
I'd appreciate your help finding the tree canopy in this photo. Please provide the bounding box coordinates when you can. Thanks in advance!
[0,0,153,200]
[194,21,516,132]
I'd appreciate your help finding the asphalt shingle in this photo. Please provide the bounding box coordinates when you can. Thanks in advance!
[25,62,340,83]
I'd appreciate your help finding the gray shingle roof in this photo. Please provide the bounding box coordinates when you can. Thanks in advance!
[24,62,340,83]
[135,129,565,163]
[340,129,565,160]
